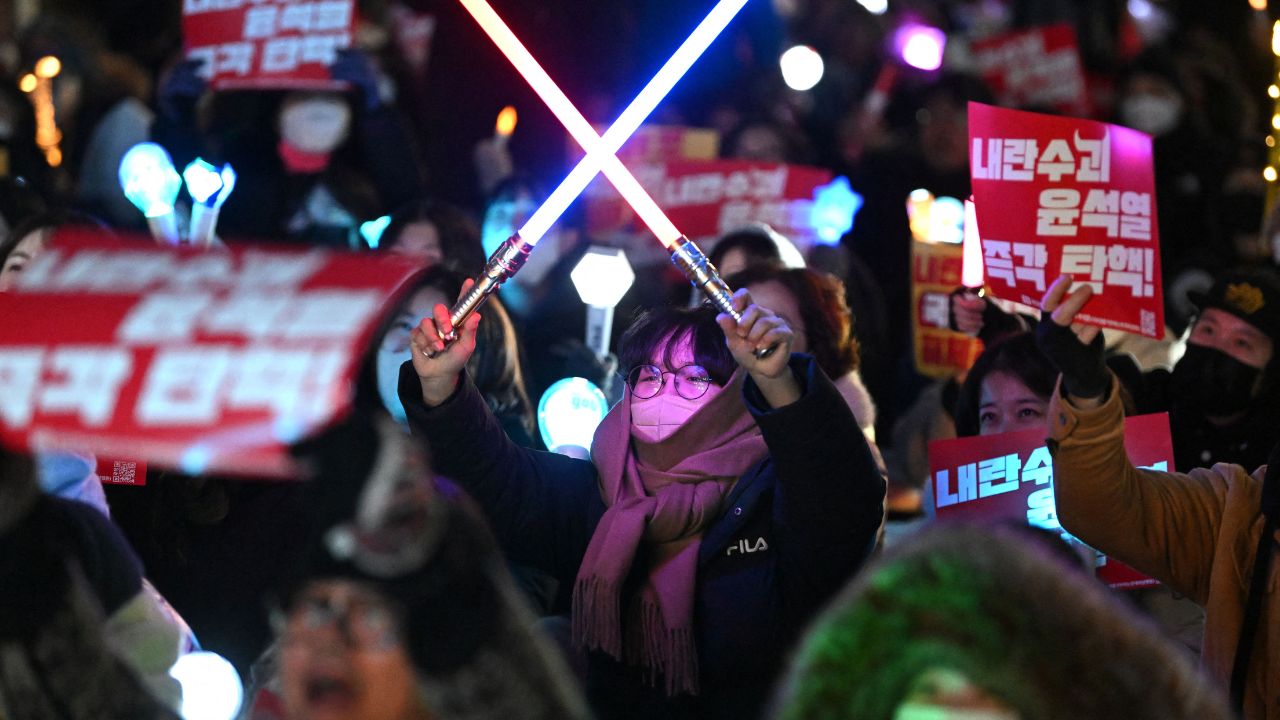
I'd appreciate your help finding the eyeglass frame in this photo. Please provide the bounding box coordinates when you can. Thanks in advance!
[625,363,717,401]
[270,584,404,652]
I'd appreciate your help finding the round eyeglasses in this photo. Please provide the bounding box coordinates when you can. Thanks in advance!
[275,587,401,651]
[626,363,715,400]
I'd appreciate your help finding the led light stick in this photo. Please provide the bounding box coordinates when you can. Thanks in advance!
[425,0,750,357]
[571,246,636,361]
[961,197,985,291]
[119,142,183,245]
[183,158,237,247]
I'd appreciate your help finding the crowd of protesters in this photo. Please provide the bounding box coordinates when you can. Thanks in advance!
[2,0,1280,718]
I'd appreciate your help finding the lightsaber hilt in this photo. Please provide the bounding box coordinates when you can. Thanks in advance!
[670,235,776,359]
[423,233,532,358]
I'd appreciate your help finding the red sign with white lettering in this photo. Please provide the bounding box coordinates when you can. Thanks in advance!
[929,413,1173,589]
[183,0,356,90]
[971,24,1090,117]
[585,160,833,253]
[0,231,422,478]
[969,103,1164,338]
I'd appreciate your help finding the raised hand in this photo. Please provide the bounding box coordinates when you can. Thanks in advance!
[1035,276,1109,401]
[408,280,482,406]
[716,288,800,407]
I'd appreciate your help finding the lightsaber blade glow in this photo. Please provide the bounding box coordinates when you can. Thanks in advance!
[429,0,752,356]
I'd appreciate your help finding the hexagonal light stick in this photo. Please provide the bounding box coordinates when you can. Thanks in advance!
[571,246,636,361]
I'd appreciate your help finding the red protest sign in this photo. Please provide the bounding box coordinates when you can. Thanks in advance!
[183,0,355,90]
[912,238,983,378]
[971,24,1090,117]
[0,230,422,479]
[929,413,1173,589]
[969,103,1164,338]
[586,159,834,254]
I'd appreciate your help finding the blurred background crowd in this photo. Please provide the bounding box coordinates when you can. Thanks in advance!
[2,0,1280,718]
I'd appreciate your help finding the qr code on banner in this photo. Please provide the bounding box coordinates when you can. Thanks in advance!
[107,462,139,485]
[1140,310,1156,337]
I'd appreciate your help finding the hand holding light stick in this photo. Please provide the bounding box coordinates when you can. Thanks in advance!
[453,0,774,356]
[425,0,750,357]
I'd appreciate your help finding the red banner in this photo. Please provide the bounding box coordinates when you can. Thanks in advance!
[969,103,1164,338]
[0,230,423,478]
[971,24,1090,117]
[929,413,1173,589]
[183,0,356,90]
[585,159,834,254]
[912,239,984,378]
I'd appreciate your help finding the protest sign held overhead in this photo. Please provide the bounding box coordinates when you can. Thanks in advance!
[930,413,1174,589]
[971,25,1090,117]
[969,102,1164,338]
[0,230,423,479]
[183,0,356,90]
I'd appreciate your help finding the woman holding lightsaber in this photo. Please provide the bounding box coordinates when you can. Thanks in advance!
[400,285,885,720]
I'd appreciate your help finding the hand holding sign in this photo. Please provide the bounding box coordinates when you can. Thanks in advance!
[1036,275,1109,402]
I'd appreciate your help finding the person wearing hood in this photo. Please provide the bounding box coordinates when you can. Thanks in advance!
[401,288,885,720]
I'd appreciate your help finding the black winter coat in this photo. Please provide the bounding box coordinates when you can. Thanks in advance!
[400,354,886,720]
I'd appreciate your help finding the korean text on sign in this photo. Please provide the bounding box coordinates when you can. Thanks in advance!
[968,103,1164,338]
[183,0,355,89]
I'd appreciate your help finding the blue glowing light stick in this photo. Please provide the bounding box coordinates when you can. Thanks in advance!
[182,158,237,247]
[120,142,183,245]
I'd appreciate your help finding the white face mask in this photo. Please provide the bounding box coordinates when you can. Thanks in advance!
[1119,94,1182,137]
[376,346,409,424]
[630,391,709,443]
[279,94,352,154]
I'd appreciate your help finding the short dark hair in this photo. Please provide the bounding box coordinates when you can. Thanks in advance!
[725,265,860,377]
[380,199,486,275]
[954,333,1056,437]
[618,305,736,387]
[708,226,783,271]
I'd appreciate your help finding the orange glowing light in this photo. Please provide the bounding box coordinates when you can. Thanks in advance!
[34,56,60,79]
[495,105,518,137]
[18,74,36,93]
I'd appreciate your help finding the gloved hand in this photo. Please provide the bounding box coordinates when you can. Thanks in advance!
[157,58,208,124]
[1034,276,1109,400]
[329,49,383,112]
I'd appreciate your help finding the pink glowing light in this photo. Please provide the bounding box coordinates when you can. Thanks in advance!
[962,197,984,289]
[895,24,946,72]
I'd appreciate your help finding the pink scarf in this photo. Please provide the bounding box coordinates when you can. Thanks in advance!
[572,369,768,695]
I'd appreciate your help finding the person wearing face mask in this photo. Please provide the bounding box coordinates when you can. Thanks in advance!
[1115,51,1233,326]
[1036,275,1280,719]
[1130,269,1280,473]
[373,267,534,447]
[401,289,885,720]
[151,50,423,248]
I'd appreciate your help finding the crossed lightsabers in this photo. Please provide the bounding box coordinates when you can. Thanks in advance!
[432,0,774,358]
